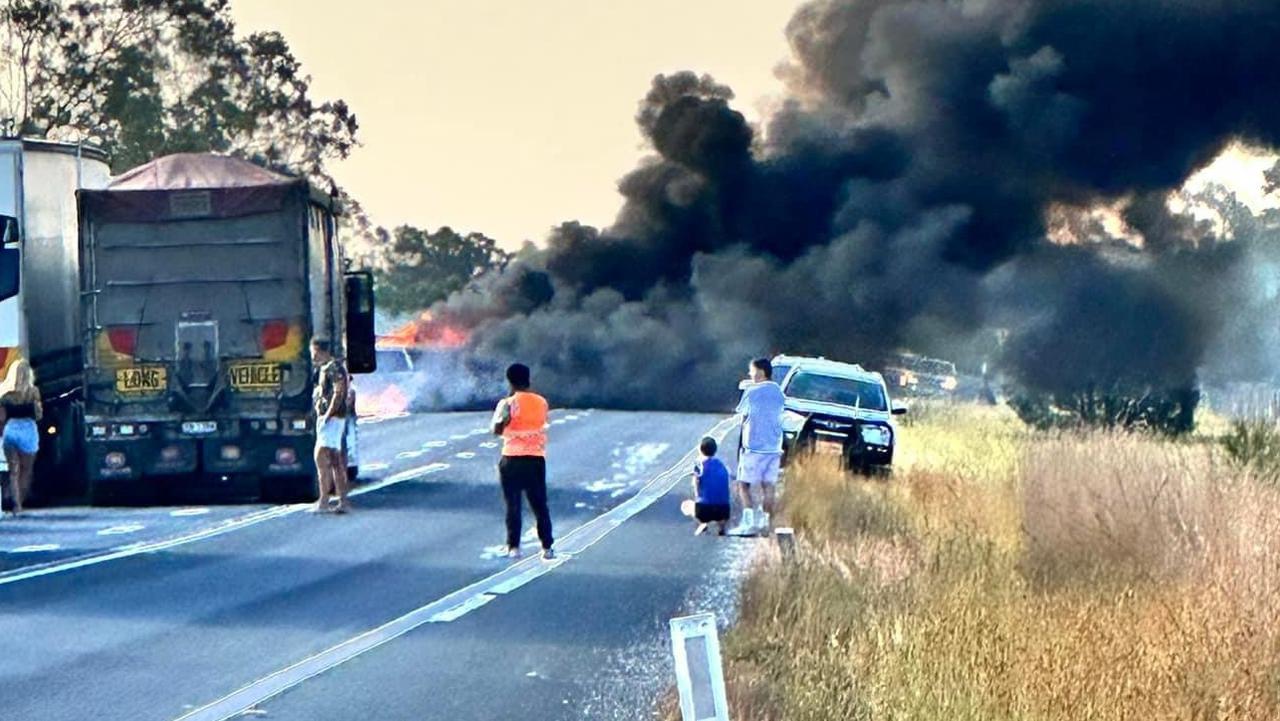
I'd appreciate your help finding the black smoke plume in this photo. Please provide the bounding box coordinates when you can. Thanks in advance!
[427,0,1280,411]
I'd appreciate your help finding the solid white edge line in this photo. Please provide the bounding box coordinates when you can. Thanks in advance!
[171,415,738,721]
[428,593,497,623]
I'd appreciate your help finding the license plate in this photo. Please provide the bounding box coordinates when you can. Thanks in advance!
[116,366,167,394]
[181,421,217,435]
[229,362,283,390]
[816,439,844,455]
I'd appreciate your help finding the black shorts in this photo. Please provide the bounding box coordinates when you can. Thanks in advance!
[694,503,731,523]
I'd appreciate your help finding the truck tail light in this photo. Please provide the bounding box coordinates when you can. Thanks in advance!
[261,320,289,352]
[107,327,138,356]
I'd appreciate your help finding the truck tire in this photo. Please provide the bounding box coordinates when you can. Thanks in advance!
[261,475,317,505]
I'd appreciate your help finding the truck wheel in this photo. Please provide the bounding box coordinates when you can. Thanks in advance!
[261,475,317,505]
[88,478,157,507]
[86,479,117,507]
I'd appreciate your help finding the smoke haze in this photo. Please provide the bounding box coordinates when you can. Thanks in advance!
[423,0,1280,410]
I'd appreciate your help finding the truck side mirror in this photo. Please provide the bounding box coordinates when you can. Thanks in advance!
[344,271,377,374]
[891,403,908,416]
[0,247,18,302]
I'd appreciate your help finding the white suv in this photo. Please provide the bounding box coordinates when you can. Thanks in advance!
[767,354,906,472]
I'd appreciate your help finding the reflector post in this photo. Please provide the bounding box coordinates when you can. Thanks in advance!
[669,613,730,721]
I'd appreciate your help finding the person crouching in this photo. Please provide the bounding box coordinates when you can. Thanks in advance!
[691,436,731,536]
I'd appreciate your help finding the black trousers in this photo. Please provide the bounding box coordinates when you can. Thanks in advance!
[498,456,553,550]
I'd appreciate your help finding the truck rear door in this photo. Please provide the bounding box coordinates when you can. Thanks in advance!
[82,190,309,413]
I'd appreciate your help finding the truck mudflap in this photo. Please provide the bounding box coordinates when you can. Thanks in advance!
[85,438,197,482]
[202,435,314,477]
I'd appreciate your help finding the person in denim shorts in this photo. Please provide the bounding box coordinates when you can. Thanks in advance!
[1,360,42,516]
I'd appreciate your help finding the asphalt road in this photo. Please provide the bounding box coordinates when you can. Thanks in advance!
[0,409,756,721]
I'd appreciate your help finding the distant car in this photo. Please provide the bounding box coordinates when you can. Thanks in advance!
[881,352,958,398]
[740,354,906,474]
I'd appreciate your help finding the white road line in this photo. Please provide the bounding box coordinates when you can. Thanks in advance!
[428,593,496,623]
[169,416,739,721]
[395,450,425,460]
[422,440,448,448]
[8,544,61,553]
[0,463,450,587]
[360,462,390,473]
[479,441,498,449]
[170,508,211,517]
[454,452,476,460]
[487,557,568,595]
[98,524,145,536]
[370,463,449,488]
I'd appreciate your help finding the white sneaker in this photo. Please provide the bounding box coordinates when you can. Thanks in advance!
[730,508,757,535]
[757,511,771,535]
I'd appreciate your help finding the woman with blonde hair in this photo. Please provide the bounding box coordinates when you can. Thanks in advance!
[0,359,41,515]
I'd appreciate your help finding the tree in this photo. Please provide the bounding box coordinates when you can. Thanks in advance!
[0,0,357,185]
[375,226,512,315]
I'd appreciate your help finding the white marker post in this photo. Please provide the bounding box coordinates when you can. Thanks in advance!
[774,527,796,561]
[669,612,730,721]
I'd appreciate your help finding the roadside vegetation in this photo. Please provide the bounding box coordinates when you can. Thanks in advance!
[707,403,1280,720]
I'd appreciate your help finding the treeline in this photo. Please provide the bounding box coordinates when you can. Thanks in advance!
[1,0,511,317]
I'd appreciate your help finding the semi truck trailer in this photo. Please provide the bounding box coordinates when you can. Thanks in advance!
[77,153,375,503]
[0,139,112,502]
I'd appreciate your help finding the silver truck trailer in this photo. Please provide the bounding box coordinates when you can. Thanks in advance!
[0,139,112,502]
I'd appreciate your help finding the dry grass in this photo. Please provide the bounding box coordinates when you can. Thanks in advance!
[709,403,1280,721]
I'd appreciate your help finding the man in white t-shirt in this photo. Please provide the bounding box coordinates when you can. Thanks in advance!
[732,357,785,534]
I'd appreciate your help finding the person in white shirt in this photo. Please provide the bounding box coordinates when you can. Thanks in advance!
[732,357,785,534]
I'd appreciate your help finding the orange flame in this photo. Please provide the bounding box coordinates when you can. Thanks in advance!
[357,384,410,418]
[380,311,469,350]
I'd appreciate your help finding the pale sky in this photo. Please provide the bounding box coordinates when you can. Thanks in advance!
[229,1,807,247]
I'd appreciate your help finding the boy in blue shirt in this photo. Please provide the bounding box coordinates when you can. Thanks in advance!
[691,436,731,536]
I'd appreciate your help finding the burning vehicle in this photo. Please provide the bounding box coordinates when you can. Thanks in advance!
[354,311,479,416]
[743,354,907,474]
[881,352,959,398]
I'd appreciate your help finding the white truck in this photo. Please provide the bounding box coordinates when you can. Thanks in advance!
[0,139,112,501]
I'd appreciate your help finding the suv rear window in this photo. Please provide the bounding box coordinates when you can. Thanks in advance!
[772,364,792,385]
[786,371,887,411]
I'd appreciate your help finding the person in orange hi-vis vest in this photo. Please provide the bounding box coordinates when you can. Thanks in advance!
[491,363,555,560]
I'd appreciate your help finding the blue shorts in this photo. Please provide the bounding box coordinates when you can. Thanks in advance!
[3,418,39,455]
